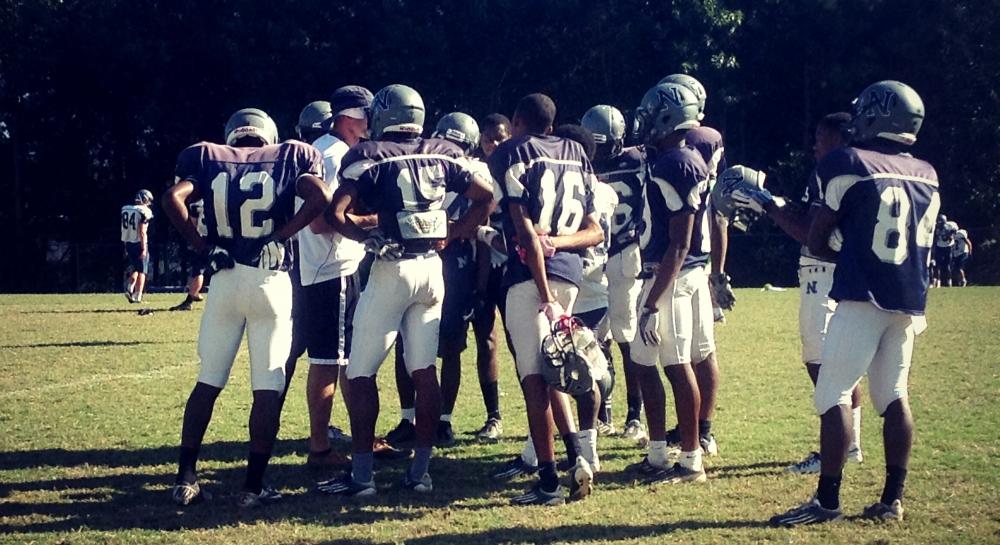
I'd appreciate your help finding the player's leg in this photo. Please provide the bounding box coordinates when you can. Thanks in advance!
[690,268,719,454]
[134,251,150,301]
[607,246,646,441]
[386,341,418,447]
[278,262,306,412]
[572,306,607,468]
[863,314,918,519]
[174,267,243,505]
[304,276,351,469]
[472,266,504,440]
[629,280,669,470]
[436,251,473,446]
[243,267,294,505]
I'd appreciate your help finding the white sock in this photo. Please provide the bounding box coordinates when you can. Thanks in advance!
[649,440,669,467]
[520,437,538,466]
[440,414,452,422]
[577,429,599,469]
[401,408,415,423]
[850,406,862,451]
[679,449,703,472]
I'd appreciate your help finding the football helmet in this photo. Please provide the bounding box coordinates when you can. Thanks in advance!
[945,220,959,233]
[432,112,480,155]
[711,165,767,231]
[134,189,154,205]
[296,101,333,139]
[633,83,701,145]
[658,74,707,118]
[369,84,425,139]
[850,80,924,146]
[224,108,279,146]
[581,105,627,157]
[541,318,609,397]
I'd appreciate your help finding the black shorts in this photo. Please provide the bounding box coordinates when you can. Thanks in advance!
[952,253,969,271]
[472,264,507,335]
[933,247,953,271]
[185,247,207,277]
[439,242,476,355]
[300,272,360,365]
[124,242,149,274]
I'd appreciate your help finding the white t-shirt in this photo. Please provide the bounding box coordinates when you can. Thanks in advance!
[120,204,153,243]
[297,133,365,286]
[952,231,970,256]
[575,181,619,314]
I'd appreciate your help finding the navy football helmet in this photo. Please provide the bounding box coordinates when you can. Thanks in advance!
[432,112,480,155]
[581,105,627,157]
[850,81,924,146]
[369,84,425,139]
[296,101,333,140]
[659,74,707,118]
[633,83,701,145]
[224,108,279,146]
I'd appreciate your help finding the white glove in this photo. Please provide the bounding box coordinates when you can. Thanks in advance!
[256,239,286,271]
[639,306,661,346]
[539,300,566,322]
[709,272,736,310]
[731,186,774,214]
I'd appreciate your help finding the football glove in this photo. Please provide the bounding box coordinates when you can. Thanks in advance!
[709,272,736,310]
[639,306,661,346]
[363,228,405,260]
[731,186,774,214]
[205,246,235,275]
[255,238,286,271]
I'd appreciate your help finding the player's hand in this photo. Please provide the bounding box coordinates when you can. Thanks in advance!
[363,229,404,260]
[205,246,235,275]
[256,238,286,271]
[639,306,661,346]
[731,186,774,214]
[709,272,736,310]
[537,235,557,258]
[539,300,566,322]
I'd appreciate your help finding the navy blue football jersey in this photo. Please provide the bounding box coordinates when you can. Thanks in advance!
[489,134,597,286]
[818,143,940,314]
[174,141,323,267]
[339,137,475,254]
[639,145,711,276]
[685,126,727,183]
[592,146,646,256]
[798,169,835,263]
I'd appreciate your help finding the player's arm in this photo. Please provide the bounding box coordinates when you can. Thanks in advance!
[449,174,495,242]
[764,200,812,245]
[327,181,371,242]
[162,181,207,253]
[806,205,840,261]
[709,210,728,274]
[138,221,149,259]
[509,202,554,303]
[547,214,604,250]
[644,212,695,310]
[271,174,332,242]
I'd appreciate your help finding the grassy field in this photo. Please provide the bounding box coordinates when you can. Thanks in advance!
[1,288,998,545]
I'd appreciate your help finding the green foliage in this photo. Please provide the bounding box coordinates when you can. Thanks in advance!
[1,290,999,543]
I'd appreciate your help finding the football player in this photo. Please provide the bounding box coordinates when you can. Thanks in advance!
[951,227,971,286]
[163,108,332,508]
[729,113,865,473]
[291,88,374,470]
[581,104,648,444]
[471,112,513,441]
[628,82,713,485]
[490,93,604,505]
[932,215,955,287]
[659,73,728,454]
[316,85,493,497]
[386,112,491,448]
[771,81,939,525]
[169,200,208,311]
[120,189,154,303]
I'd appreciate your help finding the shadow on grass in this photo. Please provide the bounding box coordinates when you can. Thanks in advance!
[0,441,519,534]
[0,339,193,349]
[17,308,156,315]
[315,520,772,545]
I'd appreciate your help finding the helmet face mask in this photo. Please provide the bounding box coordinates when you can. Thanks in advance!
[432,112,480,155]
[635,83,701,145]
[369,84,425,139]
[850,80,924,146]
[581,105,626,159]
[225,108,279,147]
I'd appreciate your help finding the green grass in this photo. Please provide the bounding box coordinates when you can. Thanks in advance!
[1,288,999,544]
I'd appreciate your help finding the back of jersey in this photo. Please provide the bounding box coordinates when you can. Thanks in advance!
[174,141,323,267]
[819,145,940,314]
[489,134,596,286]
[120,204,152,243]
[339,137,475,255]
[593,146,646,256]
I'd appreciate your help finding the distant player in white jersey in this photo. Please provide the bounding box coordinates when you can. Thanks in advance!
[932,214,957,287]
[951,226,971,286]
[317,85,493,497]
[725,112,866,474]
[163,108,332,509]
[120,190,154,303]
[772,81,939,525]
